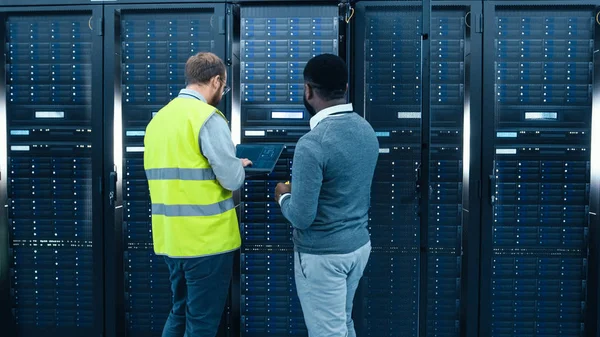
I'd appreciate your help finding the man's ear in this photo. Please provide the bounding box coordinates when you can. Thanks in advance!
[211,75,221,89]
[304,83,313,100]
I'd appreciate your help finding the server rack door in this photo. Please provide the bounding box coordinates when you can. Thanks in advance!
[480,2,598,337]
[0,6,104,337]
[102,4,231,337]
[590,7,600,337]
[429,3,482,337]
[354,2,423,336]
[236,5,340,337]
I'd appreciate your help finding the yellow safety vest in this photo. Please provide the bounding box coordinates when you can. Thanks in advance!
[143,97,241,257]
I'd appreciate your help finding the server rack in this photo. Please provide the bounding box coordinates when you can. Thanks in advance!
[0,5,105,337]
[235,4,341,336]
[448,2,484,337]
[354,2,424,336]
[354,1,482,336]
[428,3,482,337]
[480,1,600,336]
[590,7,600,337]
[102,3,233,337]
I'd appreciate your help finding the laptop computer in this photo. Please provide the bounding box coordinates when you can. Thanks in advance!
[235,143,285,174]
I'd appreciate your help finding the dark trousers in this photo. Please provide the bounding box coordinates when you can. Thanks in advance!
[162,251,234,337]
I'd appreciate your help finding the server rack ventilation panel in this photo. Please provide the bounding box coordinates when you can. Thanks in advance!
[117,8,228,337]
[4,12,97,336]
[238,5,338,337]
[359,4,423,337]
[488,6,594,337]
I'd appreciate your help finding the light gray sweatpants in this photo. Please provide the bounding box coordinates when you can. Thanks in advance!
[294,241,371,337]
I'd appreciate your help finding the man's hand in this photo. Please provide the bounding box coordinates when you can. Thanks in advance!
[240,158,253,167]
[274,182,291,203]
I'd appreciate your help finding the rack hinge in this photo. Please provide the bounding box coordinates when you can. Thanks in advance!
[96,16,104,36]
[475,14,483,34]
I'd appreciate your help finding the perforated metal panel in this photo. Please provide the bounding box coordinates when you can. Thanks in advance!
[356,4,423,336]
[118,9,224,337]
[4,11,98,336]
[238,5,339,337]
[487,6,595,337]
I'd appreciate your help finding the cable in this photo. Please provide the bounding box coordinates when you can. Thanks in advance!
[465,12,471,29]
[88,16,93,31]
[345,7,354,24]
[596,11,600,25]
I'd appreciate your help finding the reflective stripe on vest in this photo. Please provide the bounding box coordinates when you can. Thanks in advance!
[145,167,216,181]
[152,198,235,217]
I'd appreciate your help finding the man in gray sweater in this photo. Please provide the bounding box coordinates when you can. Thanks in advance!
[274,54,379,337]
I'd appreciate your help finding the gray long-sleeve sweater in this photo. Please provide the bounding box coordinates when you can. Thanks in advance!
[280,109,379,255]
[178,89,245,191]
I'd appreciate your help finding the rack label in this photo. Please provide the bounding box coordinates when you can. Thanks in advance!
[126,146,145,153]
[126,131,146,137]
[10,146,30,152]
[525,112,557,120]
[398,112,421,119]
[497,132,517,138]
[245,130,266,137]
[10,130,29,136]
[496,148,517,155]
[271,111,304,119]
[35,111,65,119]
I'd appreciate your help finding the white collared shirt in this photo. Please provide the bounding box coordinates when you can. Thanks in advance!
[309,103,354,130]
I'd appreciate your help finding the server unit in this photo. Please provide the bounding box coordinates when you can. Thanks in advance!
[236,5,340,336]
[0,6,104,337]
[481,2,599,337]
[102,4,232,337]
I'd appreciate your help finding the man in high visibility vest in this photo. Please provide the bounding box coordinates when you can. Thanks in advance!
[144,52,252,337]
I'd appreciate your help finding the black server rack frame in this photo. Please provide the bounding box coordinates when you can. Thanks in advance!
[341,2,353,103]
[0,4,105,337]
[1,0,98,7]
[422,2,432,337]
[422,1,432,336]
[229,6,247,336]
[0,0,345,6]
[429,2,484,337]
[480,1,600,337]
[590,7,600,337]
[102,3,233,337]
[429,2,483,337]
[0,0,345,7]
[231,0,343,3]
[0,13,8,335]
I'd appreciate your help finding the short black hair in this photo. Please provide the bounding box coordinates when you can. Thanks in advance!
[303,54,348,101]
